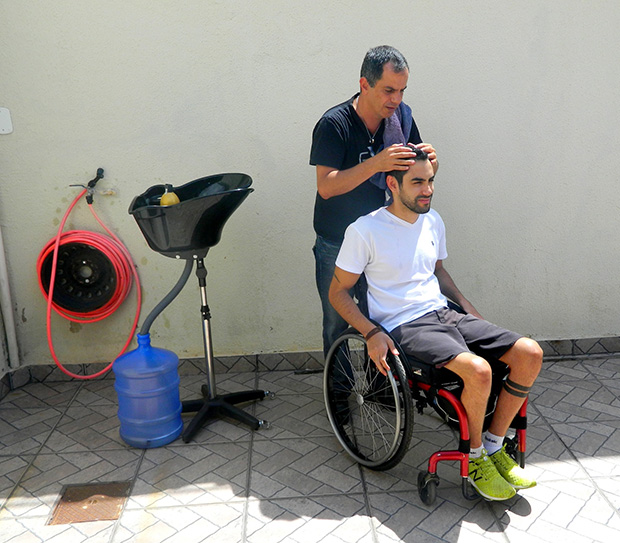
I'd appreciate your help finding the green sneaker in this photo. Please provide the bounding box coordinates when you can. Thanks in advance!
[468,449,517,501]
[490,445,537,489]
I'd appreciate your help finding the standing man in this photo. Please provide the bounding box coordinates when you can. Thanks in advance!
[310,45,437,357]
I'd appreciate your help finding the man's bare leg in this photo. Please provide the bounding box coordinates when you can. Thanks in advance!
[488,337,543,437]
[480,337,542,491]
[444,352,516,500]
[443,352,492,448]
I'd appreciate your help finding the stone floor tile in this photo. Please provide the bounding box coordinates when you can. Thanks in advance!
[567,516,620,543]
[213,354,258,374]
[536,361,593,383]
[369,489,505,542]
[583,357,620,379]
[3,359,620,542]
[598,379,620,400]
[138,505,221,541]
[257,369,324,395]
[246,495,371,543]
[595,475,620,509]
[362,429,460,495]
[0,516,33,542]
[576,453,620,478]
[0,408,63,455]
[177,411,253,445]
[490,487,555,532]
[514,518,595,543]
[2,450,141,520]
[412,495,472,539]
[253,393,333,439]
[443,524,508,543]
[128,442,250,508]
[0,512,116,543]
[41,403,130,453]
[179,371,259,400]
[250,437,363,499]
[0,456,33,510]
[111,509,179,543]
[257,352,322,372]
[368,490,435,530]
[72,380,118,406]
[495,479,616,543]
[532,379,614,424]
[0,381,78,409]
[541,488,595,528]
[444,503,507,542]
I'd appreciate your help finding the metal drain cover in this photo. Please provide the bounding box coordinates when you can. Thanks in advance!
[48,482,131,525]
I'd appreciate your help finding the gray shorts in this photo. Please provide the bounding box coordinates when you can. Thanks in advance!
[390,307,522,367]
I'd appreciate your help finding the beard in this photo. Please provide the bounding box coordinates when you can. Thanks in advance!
[402,194,432,214]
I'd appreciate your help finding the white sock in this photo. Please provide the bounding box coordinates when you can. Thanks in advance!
[483,431,504,455]
[469,445,484,459]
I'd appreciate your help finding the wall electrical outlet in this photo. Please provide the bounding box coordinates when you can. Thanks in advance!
[0,108,14,134]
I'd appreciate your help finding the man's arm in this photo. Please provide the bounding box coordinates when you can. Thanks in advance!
[328,267,397,375]
[317,144,417,199]
[434,260,484,319]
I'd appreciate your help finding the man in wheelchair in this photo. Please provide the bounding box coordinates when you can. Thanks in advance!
[328,147,543,501]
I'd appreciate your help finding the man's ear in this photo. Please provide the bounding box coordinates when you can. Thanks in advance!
[386,174,398,193]
[359,77,370,94]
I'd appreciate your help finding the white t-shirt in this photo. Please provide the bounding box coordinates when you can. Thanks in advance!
[336,207,448,332]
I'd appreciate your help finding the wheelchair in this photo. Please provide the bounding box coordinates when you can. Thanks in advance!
[322,314,528,505]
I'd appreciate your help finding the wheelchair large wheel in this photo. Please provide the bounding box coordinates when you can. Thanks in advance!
[324,329,414,471]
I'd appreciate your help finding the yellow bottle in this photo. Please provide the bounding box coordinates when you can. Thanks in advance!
[160,184,180,206]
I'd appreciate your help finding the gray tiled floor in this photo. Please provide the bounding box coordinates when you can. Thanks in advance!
[1,355,620,542]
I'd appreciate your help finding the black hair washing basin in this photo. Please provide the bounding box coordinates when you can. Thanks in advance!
[129,173,253,259]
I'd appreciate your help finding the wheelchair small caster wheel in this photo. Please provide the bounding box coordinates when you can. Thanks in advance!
[258,419,271,429]
[264,391,276,400]
[417,471,439,505]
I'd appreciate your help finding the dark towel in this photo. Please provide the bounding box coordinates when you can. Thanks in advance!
[369,102,413,197]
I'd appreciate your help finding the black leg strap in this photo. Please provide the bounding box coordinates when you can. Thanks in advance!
[503,378,531,398]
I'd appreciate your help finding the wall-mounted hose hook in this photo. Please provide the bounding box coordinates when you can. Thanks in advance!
[86,168,105,204]
[69,168,105,203]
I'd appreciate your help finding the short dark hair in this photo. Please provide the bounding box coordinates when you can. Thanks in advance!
[388,148,429,186]
[361,45,409,87]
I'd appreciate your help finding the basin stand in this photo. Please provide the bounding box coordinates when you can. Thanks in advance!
[181,258,269,443]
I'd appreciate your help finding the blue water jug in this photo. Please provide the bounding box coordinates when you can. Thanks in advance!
[113,334,183,448]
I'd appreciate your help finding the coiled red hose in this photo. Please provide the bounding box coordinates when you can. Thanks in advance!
[36,187,141,379]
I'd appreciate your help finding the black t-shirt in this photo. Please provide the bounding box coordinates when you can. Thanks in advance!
[310,95,422,242]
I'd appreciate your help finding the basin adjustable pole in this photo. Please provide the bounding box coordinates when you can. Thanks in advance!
[181,256,271,443]
[196,258,217,399]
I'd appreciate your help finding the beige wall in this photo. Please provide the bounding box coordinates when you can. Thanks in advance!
[1,1,619,369]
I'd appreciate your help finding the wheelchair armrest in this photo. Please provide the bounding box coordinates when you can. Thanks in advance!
[447,300,466,314]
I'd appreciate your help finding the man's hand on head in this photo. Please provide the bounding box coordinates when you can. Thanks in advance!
[410,142,438,173]
[374,144,416,173]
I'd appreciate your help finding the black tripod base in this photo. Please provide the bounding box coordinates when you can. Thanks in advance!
[181,387,269,443]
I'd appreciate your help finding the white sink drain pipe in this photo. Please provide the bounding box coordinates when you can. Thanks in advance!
[0,224,20,369]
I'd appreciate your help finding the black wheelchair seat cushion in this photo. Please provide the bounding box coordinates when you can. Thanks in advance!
[402,354,459,386]
[401,351,510,430]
